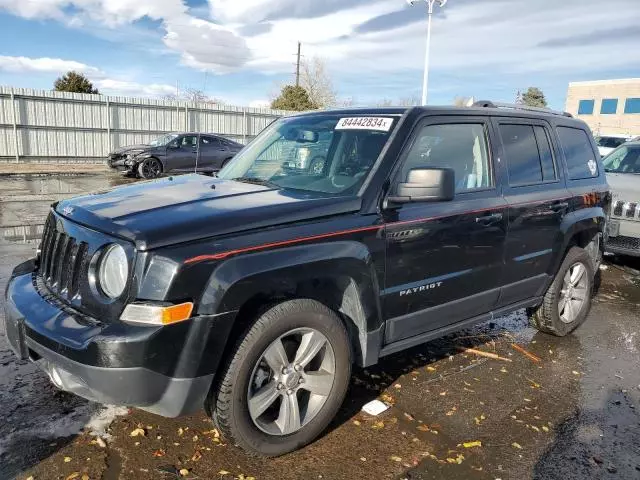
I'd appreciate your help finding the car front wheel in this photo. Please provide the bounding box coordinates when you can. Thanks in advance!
[210,299,351,457]
[137,158,162,179]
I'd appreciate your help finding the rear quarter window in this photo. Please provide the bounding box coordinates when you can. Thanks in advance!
[556,127,599,180]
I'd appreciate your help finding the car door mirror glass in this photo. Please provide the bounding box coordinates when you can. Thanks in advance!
[388,167,455,204]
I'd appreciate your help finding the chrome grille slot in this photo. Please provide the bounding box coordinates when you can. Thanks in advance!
[613,201,624,217]
[38,213,89,301]
[626,203,637,219]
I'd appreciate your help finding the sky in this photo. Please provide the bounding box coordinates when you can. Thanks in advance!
[0,0,639,109]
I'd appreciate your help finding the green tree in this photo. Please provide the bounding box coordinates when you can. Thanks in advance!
[54,71,99,94]
[520,87,547,108]
[271,85,317,111]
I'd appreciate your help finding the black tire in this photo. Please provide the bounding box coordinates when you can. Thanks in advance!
[530,247,594,336]
[210,299,351,457]
[137,157,163,179]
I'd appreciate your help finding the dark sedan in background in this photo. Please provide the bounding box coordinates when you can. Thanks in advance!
[107,132,244,178]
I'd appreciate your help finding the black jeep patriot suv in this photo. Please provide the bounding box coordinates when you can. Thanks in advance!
[4,103,609,456]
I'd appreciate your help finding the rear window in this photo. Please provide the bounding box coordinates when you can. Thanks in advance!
[499,124,557,186]
[557,127,599,180]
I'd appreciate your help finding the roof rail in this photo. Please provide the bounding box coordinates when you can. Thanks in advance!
[472,100,573,118]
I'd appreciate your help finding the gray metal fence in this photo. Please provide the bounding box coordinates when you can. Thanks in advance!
[0,86,287,163]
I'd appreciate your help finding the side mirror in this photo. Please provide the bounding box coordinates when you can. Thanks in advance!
[388,167,455,204]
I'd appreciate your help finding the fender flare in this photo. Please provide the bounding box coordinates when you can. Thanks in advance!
[197,241,383,366]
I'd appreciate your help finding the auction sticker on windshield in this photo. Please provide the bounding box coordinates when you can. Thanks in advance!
[335,117,394,132]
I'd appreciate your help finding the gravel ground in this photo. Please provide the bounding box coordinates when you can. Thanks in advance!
[1,173,638,480]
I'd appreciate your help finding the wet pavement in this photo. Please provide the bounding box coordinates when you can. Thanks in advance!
[0,174,639,480]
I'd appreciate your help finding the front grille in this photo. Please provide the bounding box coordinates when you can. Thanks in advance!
[39,214,89,301]
[627,203,638,218]
[608,235,640,251]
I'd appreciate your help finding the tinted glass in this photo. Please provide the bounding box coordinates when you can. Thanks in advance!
[624,98,640,114]
[603,146,640,174]
[578,100,594,115]
[600,99,618,114]
[595,136,628,149]
[534,126,556,181]
[202,136,221,147]
[401,123,492,192]
[218,114,397,195]
[500,124,543,185]
[180,136,198,148]
[557,127,599,179]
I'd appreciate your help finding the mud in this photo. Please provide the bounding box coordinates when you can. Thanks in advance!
[0,174,638,480]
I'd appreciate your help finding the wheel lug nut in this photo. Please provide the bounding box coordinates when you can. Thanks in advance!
[286,389,293,395]
[277,383,285,390]
[281,367,288,374]
[294,364,302,372]
[298,377,304,384]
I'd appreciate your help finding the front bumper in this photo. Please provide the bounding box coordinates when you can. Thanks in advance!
[606,219,640,257]
[2,262,235,417]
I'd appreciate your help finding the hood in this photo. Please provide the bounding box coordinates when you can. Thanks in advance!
[55,174,361,250]
[606,172,640,203]
[111,144,151,155]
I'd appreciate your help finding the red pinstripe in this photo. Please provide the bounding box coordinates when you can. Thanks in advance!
[183,195,575,265]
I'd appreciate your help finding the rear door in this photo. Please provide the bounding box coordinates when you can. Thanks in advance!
[168,135,199,172]
[198,136,228,170]
[382,116,508,344]
[493,117,570,306]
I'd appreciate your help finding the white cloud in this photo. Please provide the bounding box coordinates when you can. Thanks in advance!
[0,55,102,75]
[95,78,176,97]
[163,15,251,72]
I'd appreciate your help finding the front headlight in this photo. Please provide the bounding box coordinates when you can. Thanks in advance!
[98,244,128,298]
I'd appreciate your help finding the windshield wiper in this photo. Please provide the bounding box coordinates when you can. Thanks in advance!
[233,177,280,189]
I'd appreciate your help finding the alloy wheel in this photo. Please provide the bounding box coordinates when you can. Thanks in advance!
[247,328,336,436]
[558,262,588,323]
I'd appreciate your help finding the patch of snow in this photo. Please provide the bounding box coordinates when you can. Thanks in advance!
[86,405,130,438]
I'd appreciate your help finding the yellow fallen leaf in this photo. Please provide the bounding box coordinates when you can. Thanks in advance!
[394,383,402,389]
[390,456,402,462]
[531,426,540,432]
[218,471,230,475]
[542,426,549,432]
[524,398,532,402]
[512,442,523,449]
[191,450,202,461]
[572,371,581,376]
[192,435,199,442]
[372,421,385,429]
[500,367,508,373]
[64,457,72,463]
[82,475,89,480]
[360,457,367,461]
[26,477,34,480]
[446,454,465,464]
[426,366,436,372]
[65,474,79,480]
[129,428,146,437]
[178,427,185,436]
[439,391,447,396]
[463,441,482,448]
[353,420,361,426]
[417,425,430,432]
[179,469,190,477]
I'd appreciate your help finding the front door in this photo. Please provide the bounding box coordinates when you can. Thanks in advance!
[492,118,570,306]
[382,117,507,344]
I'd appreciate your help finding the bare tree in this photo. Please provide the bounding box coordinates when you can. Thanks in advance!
[300,56,337,109]
[162,87,225,105]
[453,96,474,107]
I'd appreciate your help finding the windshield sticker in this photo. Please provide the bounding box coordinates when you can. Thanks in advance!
[335,117,394,132]
[588,158,597,176]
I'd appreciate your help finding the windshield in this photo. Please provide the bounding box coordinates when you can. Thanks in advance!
[595,136,628,149]
[603,145,640,174]
[218,114,398,195]
[149,133,180,147]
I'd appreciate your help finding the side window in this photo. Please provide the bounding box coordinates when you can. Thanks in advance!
[201,136,221,147]
[556,127,599,180]
[401,123,492,193]
[500,124,547,186]
[180,135,198,148]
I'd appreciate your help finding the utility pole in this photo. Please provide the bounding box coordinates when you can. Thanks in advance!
[295,42,301,87]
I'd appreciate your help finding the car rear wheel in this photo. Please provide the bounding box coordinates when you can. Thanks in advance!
[530,246,594,336]
[137,158,162,179]
[209,299,351,457]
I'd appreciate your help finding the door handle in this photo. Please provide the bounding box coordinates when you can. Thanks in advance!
[475,212,503,224]
[550,202,569,212]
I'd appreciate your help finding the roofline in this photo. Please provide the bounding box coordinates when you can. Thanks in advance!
[568,78,640,87]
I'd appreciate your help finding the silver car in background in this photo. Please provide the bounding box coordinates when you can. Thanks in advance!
[604,141,640,256]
